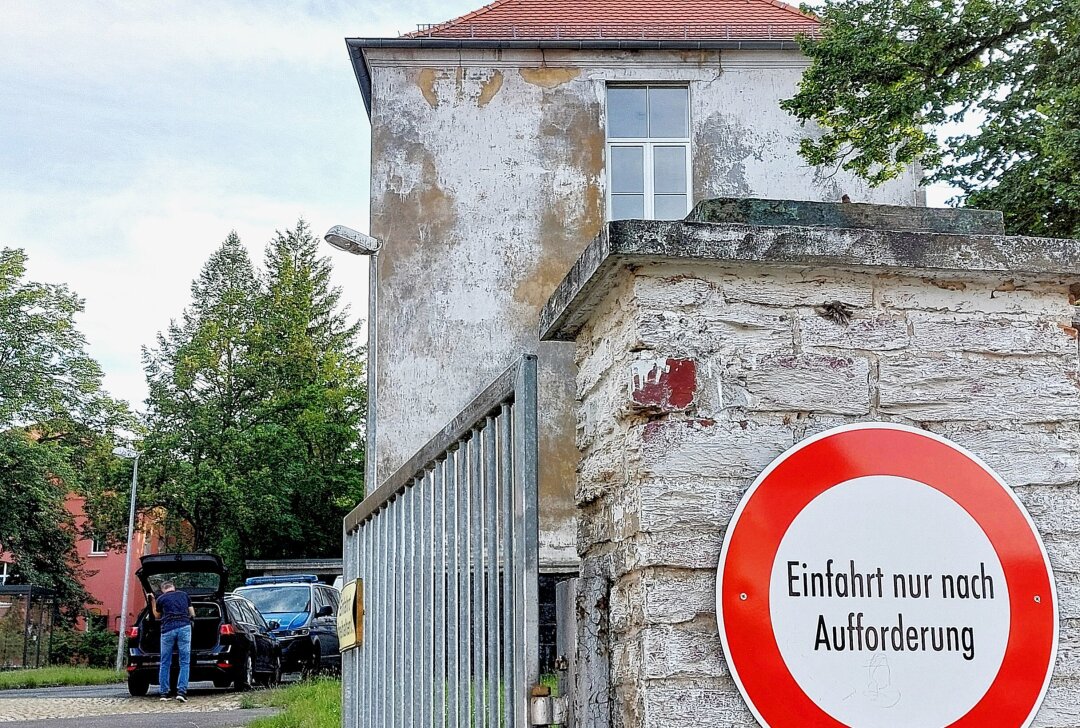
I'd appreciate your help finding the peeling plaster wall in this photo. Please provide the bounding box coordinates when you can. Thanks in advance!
[366,48,920,568]
[571,261,1080,727]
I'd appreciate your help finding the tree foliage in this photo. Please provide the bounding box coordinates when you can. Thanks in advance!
[782,0,1080,238]
[141,223,366,580]
[0,248,134,615]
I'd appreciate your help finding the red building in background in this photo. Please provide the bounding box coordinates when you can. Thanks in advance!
[67,494,174,633]
[0,495,186,634]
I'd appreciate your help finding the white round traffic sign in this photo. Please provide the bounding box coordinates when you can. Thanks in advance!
[717,424,1057,728]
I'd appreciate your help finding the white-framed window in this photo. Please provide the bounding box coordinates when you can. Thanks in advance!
[0,561,10,585]
[606,85,692,221]
[90,536,107,555]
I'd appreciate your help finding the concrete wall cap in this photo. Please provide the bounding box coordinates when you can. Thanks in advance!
[539,209,1080,341]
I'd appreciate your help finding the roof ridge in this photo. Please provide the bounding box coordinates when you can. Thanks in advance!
[403,0,820,40]
[403,0,519,37]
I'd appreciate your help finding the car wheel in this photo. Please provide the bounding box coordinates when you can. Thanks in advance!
[234,653,254,692]
[127,675,150,697]
[301,652,320,680]
[268,655,282,687]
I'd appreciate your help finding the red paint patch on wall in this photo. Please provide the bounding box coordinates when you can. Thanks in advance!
[641,417,714,444]
[631,358,697,412]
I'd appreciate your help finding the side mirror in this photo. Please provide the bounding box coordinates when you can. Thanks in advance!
[316,605,333,618]
[267,620,280,630]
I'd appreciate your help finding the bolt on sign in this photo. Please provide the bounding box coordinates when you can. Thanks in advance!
[717,424,1057,727]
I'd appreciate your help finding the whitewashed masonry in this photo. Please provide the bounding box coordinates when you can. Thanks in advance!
[540,199,1080,728]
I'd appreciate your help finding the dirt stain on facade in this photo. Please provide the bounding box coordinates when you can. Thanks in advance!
[520,67,582,89]
[477,69,504,107]
[416,68,440,108]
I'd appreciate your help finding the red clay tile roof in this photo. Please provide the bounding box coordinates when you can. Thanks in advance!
[405,0,819,40]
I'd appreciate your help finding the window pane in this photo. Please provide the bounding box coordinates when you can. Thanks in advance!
[648,87,689,138]
[654,194,688,220]
[611,194,645,220]
[653,146,687,194]
[607,87,647,138]
[609,146,644,193]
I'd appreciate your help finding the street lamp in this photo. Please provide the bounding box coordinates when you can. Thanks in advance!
[325,225,381,722]
[323,225,381,501]
[111,445,139,672]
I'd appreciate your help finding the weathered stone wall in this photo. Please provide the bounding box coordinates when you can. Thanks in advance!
[569,261,1080,727]
[366,48,921,568]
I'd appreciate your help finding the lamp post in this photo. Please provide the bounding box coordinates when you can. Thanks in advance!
[112,445,139,672]
[323,225,382,500]
[324,225,380,728]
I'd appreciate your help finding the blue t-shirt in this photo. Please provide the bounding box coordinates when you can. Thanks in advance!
[157,591,192,634]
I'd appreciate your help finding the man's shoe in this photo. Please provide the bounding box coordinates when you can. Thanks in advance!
[159,696,170,701]
[175,694,187,703]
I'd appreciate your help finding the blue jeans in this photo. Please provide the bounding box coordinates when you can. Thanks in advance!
[158,624,191,696]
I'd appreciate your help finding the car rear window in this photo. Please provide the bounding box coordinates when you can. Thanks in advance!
[234,586,311,614]
[146,571,221,593]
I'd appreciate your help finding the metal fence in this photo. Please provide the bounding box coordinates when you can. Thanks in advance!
[0,586,56,670]
[343,355,540,728]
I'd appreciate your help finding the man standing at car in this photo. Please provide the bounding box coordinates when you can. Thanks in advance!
[149,581,195,702]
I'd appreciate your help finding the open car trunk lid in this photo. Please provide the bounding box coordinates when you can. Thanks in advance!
[136,553,227,599]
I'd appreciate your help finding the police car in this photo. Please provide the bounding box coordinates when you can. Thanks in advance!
[233,575,340,675]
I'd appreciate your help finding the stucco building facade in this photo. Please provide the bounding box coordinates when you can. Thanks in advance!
[347,0,923,570]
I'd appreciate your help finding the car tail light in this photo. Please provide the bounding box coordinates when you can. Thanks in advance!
[219,624,236,636]
[126,626,139,639]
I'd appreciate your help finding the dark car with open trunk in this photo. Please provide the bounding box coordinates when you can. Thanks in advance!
[125,553,281,696]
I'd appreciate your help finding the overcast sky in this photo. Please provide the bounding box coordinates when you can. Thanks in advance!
[2,1,952,413]
[0,0,482,411]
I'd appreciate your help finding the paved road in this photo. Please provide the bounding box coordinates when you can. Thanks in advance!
[0,681,281,726]
[0,709,279,728]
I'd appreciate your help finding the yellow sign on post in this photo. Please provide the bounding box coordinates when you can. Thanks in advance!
[337,578,363,651]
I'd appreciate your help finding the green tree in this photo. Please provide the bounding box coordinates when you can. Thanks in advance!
[0,248,133,615]
[782,0,1079,237]
[141,224,366,580]
[244,220,366,560]
[141,232,260,557]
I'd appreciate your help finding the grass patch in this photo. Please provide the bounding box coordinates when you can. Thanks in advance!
[244,678,340,728]
[0,666,125,691]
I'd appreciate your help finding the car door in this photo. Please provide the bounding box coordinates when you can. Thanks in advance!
[241,601,274,671]
[315,586,339,658]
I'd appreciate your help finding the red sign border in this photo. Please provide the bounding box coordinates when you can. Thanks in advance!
[716,423,1058,728]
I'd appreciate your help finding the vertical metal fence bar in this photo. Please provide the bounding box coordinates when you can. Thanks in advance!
[448,447,461,728]
[498,405,515,727]
[484,417,500,728]
[414,480,423,728]
[384,505,393,725]
[507,397,524,721]
[361,522,370,728]
[435,457,448,728]
[405,486,415,728]
[457,437,471,728]
[353,526,361,728]
[370,519,378,728]
[393,499,401,728]
[397,496,406,725]
[514,355,541,724]
[470,428,484,727]
[421,469,432,728]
